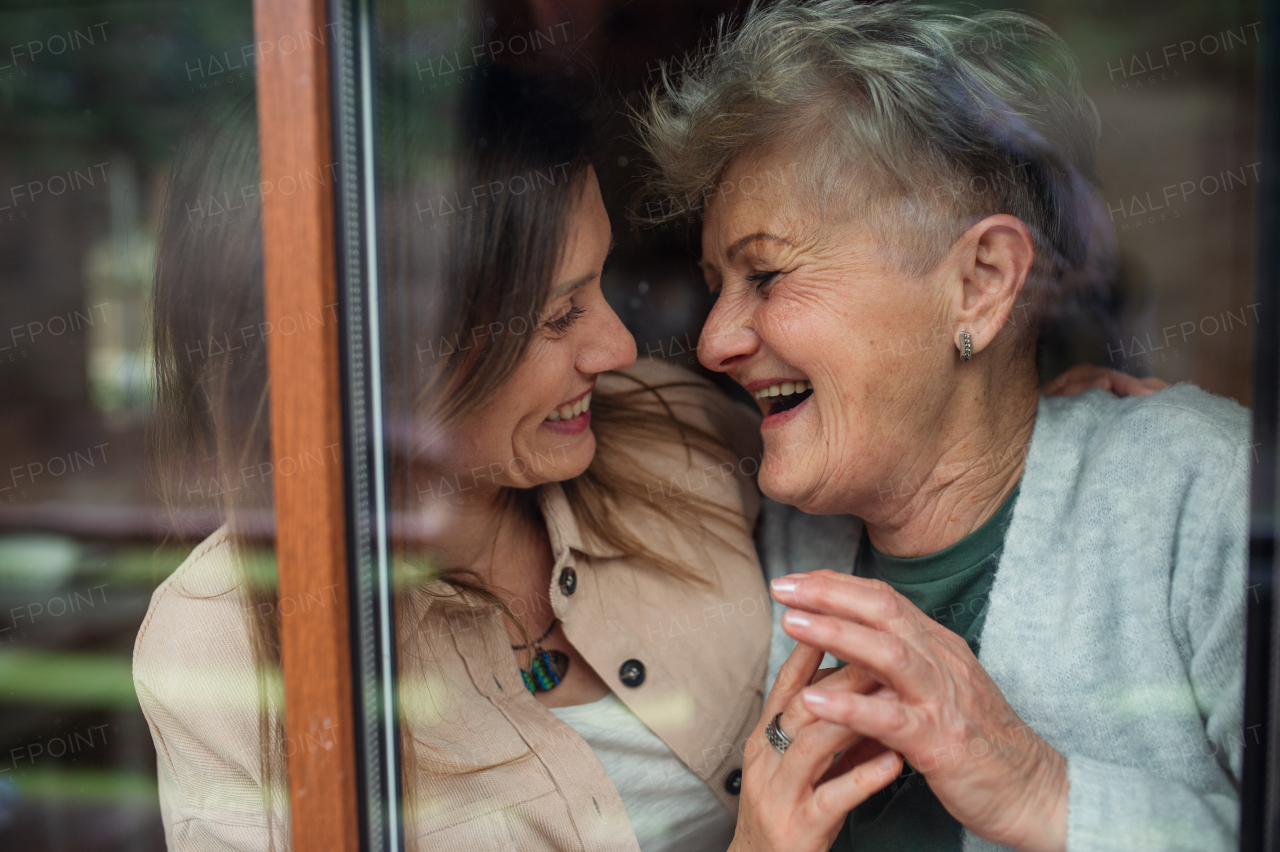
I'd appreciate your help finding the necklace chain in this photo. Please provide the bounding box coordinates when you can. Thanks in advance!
[510,617,557,651]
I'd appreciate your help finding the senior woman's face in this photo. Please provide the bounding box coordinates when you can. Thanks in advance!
[698,150,957,515]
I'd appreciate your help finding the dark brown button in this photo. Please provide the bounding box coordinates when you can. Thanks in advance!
[558,567,577,596]
[619,659,645,687]
[724,769,742,795]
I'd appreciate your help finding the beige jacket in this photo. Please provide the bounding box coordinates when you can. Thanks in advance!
[134,360,770,851]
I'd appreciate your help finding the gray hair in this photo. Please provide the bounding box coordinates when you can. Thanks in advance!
[637,0,1115,332]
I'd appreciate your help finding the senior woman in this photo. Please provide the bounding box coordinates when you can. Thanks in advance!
[640,3,1247,852]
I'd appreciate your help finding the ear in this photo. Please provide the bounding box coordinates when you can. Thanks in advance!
[948,214,1035,356]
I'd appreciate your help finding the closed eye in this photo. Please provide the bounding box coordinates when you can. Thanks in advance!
[746,270,780,293]
[545,305,585,334]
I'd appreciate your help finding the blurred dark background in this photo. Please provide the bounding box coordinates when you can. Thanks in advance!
[0,2,258,848]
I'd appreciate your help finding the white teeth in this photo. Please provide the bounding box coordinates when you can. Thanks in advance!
[754,380,811,400]
[546,391,593,423]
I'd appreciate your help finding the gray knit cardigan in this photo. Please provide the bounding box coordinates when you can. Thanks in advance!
[760,384,1250,852]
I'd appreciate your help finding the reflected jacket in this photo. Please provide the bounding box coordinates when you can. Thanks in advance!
[132,359,770,852]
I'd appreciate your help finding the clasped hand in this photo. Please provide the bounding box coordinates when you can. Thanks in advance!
[761,569,1069,852]
[728,640,901,852]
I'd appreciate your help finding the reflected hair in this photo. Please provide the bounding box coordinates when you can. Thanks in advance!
[150,89,290,847]
[637,0,1116,346]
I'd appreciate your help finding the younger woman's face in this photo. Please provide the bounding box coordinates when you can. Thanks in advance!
[447,168,636,494]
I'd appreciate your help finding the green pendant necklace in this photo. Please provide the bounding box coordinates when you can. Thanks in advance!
[511,617,570,694]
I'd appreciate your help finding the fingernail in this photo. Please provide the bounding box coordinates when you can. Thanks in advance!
[877,752,899,772]
[783,610,810,629]
[771,577,797,595]
[802,689,828,706]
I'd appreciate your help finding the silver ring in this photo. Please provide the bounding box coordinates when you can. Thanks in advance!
[765,713,793,754]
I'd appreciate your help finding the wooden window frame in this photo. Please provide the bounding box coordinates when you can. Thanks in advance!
[253,0,360,849]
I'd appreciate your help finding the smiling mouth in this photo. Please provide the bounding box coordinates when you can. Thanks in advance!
[545,390,592,422]
[753,380,813,417]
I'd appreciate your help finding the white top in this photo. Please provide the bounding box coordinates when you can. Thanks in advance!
[550,693,736,852]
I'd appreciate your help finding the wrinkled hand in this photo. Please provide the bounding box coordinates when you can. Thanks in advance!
[1042,363,1167,398]
[772,570,1067,852]
[728,642,902,852]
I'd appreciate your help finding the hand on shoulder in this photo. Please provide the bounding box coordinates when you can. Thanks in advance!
[1042,364,1168,398]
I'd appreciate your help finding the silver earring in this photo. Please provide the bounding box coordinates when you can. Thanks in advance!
[961,332,972,361]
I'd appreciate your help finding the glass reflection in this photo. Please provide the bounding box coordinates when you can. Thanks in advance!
[372,1,1259,852]
[382,63,764,850]
[138,88,289,850]
[0,0,1253,849]
[0,2,277,850]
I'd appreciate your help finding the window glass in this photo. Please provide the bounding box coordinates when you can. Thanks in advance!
[3,0,1263,849]
[369,2,1264,852]
[0,4,289,849]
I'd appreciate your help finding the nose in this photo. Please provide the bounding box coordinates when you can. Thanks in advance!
[577,289,637,374]
[698,291,759,373]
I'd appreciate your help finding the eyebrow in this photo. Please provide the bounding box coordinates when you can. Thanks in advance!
[551,233,615,297]
[725,232,794,261]
[550,274,593,299]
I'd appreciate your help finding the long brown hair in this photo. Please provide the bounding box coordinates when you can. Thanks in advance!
[149,88,289,842]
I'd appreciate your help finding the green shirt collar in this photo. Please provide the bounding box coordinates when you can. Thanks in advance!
[867,480,1022,586]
